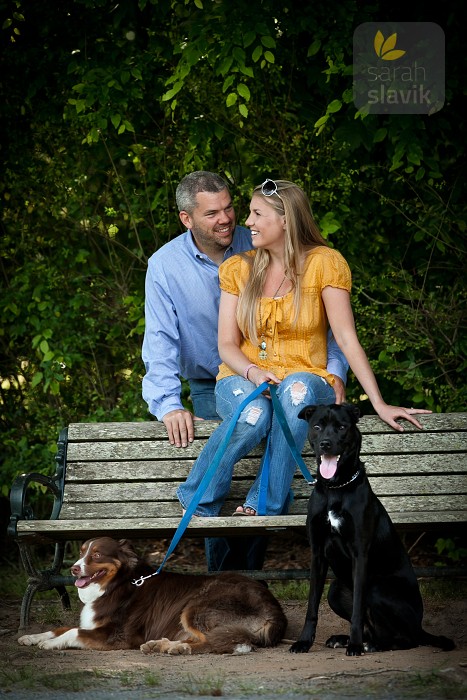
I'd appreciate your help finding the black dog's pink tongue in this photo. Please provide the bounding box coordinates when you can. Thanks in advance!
[319,455,338,479]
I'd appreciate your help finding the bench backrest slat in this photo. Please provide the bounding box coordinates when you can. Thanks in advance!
[61,474,467,505]
[66,413,467,440]
[65,431,466,462]
[64,454,467,482]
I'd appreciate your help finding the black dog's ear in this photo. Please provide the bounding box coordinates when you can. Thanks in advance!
[343,403,360,423]
[298,405,318,421]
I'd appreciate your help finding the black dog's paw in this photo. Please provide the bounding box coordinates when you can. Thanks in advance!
[289,640,312,654]
[346,642,364,656]
[325,634,349,649]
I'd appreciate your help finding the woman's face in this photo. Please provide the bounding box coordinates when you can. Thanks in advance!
[245,195,286,251]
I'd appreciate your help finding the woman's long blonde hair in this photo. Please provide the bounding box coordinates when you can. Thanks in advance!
[236,180,328,344]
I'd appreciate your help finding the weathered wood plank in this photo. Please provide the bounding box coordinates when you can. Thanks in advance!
[65,430,467,462]
[61,475,467,505]
[66,413,467,441]
[57,494,467,520]
[65,453,467,482]
[15,508,467,542]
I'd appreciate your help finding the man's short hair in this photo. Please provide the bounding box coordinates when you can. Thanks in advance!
[176,171,230,213]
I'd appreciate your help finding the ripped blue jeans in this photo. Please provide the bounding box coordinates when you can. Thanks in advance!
[176,372,335,516]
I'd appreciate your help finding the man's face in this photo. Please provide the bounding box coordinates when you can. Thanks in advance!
[179,189,236,254]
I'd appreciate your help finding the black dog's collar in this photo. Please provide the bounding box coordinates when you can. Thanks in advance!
[327,469,361,489]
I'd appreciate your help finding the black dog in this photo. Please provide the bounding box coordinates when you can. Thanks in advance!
[290,403,454,656]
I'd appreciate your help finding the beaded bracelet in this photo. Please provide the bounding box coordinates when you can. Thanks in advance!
[243,363,258,380]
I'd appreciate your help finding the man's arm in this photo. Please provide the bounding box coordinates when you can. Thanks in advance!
[142,259,195,447]
[326,328,348,403]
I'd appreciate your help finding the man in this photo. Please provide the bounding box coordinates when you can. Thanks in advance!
[142,171,348,570]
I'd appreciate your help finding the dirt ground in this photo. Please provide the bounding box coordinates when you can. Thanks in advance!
[1,533,466,698]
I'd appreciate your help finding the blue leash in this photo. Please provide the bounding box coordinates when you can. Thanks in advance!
[132,381,270,584]
[132,381,315,584]
[256,384,315,515]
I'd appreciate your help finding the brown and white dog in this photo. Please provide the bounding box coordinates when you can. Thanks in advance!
[18,536,287,654]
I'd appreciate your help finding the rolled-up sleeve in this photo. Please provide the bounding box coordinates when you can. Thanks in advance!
[142,258,185,420]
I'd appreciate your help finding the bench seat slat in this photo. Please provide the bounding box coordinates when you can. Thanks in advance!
[15,508,467,542]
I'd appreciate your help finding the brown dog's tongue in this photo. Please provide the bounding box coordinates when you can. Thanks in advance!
[319,455,338,479]
[75,576,92,588]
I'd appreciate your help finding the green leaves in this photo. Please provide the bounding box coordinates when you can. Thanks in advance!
[314,99,342,134]
[162,81,184,102]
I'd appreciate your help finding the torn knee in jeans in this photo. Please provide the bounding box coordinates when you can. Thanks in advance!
[237,404,263,426]
[285,381,308,406]
[245,406,262,425]
[230,385,264,426]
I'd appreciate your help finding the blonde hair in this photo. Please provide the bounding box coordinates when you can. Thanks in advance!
[237,180,328,343]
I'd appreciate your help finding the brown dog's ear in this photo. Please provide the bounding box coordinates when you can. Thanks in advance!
[298,405,318,421]
[117,539,139,569]
[343,403,360,423]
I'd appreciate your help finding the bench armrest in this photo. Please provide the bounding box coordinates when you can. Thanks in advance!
[8,472,63,537]
[8,427,67,538]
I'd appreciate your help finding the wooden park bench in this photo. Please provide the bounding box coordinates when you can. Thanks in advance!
[8,412,467,630]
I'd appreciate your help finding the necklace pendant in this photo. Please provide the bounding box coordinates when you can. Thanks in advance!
[259,348,268,360]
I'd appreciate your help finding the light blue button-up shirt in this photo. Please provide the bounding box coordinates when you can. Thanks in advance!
[142,226,348,419]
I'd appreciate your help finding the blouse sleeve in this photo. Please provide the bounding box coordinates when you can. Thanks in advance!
[319,248,352,292]
[219,255,242,296]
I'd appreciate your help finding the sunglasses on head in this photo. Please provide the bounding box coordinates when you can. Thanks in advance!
[261,178,283,200]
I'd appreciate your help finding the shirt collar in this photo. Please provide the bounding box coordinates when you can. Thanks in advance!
[186,229,236,263]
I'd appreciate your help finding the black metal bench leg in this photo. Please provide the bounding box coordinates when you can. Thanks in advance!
[55,585,71,611]
[16,541,70,631]
[19,580,41,632]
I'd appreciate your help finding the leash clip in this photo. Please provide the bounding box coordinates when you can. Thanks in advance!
[131,571,160,587]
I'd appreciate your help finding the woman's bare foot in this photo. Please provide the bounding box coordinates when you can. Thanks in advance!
[232,506,257,516]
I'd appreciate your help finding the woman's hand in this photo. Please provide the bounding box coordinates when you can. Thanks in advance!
[374,403,432,431]
[247,365,281,391]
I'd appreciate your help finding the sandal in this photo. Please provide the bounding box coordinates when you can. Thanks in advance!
[232,506,257,516]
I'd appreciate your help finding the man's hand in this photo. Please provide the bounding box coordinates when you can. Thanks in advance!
[331,375,346,404]
[162,409,197,448]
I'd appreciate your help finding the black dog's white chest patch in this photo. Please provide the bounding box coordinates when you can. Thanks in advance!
[328,510,344,532]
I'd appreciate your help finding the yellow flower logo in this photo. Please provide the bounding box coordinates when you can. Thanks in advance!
[374,30,406,60]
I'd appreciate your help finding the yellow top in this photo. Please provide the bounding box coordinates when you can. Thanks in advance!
[217,246,352,385]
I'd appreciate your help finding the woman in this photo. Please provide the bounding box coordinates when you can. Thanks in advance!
[176,179,429,517]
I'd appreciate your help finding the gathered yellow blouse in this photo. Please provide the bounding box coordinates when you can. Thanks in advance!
[217,246,352,385]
